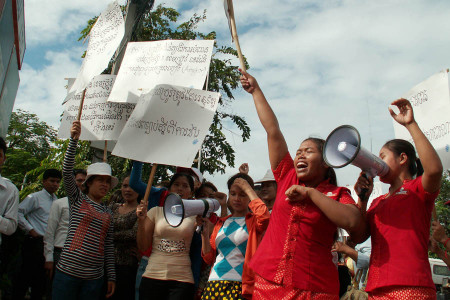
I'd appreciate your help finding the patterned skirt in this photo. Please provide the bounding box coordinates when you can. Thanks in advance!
[368,286,436,300]
[201,280,244,300]
[253,274,339,300]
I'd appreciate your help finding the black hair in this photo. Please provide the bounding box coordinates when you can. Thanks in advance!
[83,176,95,194]
[168,173,194,193]
[73,169,87,176]
[383,139,423,176]
[195,181,218,198]
[227,173,255,190]
[120,172,131,182]
[43,169,62,180]
[0,137,6,155]
[303,137,337,185]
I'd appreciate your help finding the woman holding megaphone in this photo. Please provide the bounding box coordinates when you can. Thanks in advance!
[352,98,443,299]
[197,173,270,300]
[240,70,361,299]
[136,172,199,300]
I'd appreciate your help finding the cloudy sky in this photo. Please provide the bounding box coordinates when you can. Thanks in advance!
[14,0,450,192]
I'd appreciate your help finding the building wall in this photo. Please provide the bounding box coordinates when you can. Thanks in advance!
[0,0,25,138]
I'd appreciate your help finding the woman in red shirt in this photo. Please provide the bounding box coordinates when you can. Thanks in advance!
[353,98,443,299]
[240,70,361,299]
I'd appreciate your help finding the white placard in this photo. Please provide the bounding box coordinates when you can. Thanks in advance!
[58,75,135,141]
[69,1,124,94]
[112,84,220,167]
[107,40,214,104]
[394,70,450,170]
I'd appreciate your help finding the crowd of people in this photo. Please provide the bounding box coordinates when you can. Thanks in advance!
[0,71,448,300]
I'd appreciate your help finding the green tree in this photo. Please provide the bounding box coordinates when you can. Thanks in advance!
[79,4,251,179]
[429,171,450,259]
[2,110,57,193]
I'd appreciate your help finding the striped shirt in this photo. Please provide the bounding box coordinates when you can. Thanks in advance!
[56,138,115,281]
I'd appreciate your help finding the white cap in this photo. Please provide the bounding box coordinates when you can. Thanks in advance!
[176,167,204,183]
[84,163,119,189]
[255,169,275,183]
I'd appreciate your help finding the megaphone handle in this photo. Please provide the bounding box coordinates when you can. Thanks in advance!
[358,173,369,202]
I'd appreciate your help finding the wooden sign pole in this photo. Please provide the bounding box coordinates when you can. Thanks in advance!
[228,0,246,72]
[142,164,158,204]
[76,89,87,121]
[103,141,108,162]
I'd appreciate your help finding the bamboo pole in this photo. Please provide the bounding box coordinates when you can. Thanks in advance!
[103,141,108,162]
[142,164,158,204]
[227,0,246,72]
[77,89,87,121]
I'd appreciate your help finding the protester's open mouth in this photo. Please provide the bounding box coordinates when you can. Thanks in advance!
[296,162,308,171]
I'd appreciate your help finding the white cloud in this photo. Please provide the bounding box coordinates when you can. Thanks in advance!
[14,48,83,128]
[25,0,128,46]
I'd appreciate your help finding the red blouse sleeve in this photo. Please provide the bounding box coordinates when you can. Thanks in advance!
[272,152,294,183]
[338,187,358,206]
[409,176,439,203]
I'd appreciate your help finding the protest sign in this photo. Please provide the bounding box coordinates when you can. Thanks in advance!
[58,75,135,141]
[107,40,214,104]
[69,1,124,94]
[112,84,220,167]
[393,69,450,170]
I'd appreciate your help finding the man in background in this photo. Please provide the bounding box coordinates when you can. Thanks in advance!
[15,168,62,300]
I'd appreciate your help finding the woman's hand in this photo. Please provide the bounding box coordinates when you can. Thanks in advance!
[285,185,311,203]
[106,281,115,298]
[389,98,415,127]
[354,172,373,202]
[432,221,448,244]
[196,216,212,237]
[70,120,81,140]
[239,163,249,174]
[428,238,441,254]
[240,69,260,94]
[233,178,256,199]
[136,200,147,221]
[213,192,228,207]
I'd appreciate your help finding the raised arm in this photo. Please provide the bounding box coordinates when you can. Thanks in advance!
[63,121,82,204]
[390,98,443,192]
[129,161,148,197]
[240,70,288,169]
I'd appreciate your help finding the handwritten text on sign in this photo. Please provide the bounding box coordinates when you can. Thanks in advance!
[112,84,220,167]
[394,69,450,170]
[58,75,135,141]
[69,1,124,94]
[107,40,214,104]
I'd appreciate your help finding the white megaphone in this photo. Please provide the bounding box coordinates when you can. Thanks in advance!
[323,125,389,178]
[163,193,220,232]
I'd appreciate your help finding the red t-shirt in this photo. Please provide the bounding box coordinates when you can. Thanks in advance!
[249,153,355,294]
[365,176,438,292]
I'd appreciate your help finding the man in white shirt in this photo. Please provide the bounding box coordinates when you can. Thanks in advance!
[0,137,19,245]
[14,168,62,300]
[43,169,86,299]
[0,137,19,300]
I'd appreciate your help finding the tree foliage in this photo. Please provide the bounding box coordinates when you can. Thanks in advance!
[2,110,57,193]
